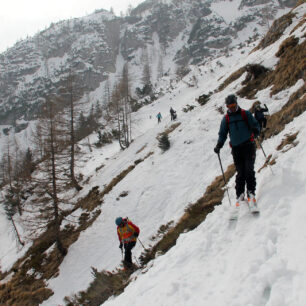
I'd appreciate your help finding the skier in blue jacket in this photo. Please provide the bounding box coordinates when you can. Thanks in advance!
[214,94,260,213]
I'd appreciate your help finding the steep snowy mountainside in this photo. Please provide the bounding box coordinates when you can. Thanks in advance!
[0,0,295,131]
[0,1,304,305]
[0,9,119,125]
[49,3,304,305]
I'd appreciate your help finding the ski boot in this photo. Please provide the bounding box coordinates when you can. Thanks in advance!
[230,194,243,220]
[247,192,259,214]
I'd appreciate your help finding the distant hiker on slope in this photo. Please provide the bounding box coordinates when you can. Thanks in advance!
[170,107,177,121]
[214,94,260,214]
[157,112,162,123]
[116,217,140,269]
[254,103,269,133]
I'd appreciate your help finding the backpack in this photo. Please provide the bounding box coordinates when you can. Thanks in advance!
[255,110,264,121]
[225,109,254,146]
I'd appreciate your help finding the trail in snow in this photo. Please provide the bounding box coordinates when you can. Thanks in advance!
[103,111,306,306]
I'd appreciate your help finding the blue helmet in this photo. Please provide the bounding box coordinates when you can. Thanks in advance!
[115,217,123,226]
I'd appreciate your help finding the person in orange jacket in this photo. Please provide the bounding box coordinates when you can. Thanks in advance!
[115,217,140,268]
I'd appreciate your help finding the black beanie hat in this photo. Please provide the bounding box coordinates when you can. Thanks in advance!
[225,94,237,105]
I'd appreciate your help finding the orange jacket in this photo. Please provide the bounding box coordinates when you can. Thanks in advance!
[117,219,140,244]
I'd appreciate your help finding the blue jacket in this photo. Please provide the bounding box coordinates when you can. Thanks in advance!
[217,107,260,148]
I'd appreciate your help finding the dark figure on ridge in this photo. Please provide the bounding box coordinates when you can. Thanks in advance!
[170,107,177,121]
[254,103,269,133]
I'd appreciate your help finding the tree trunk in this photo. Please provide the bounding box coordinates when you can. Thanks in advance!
[11,216,24,246]
[49,105,67,256]
[69,86,82,191]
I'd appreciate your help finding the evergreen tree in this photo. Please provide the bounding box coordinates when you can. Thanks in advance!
[96,131,104,148]
[158,133,170,152]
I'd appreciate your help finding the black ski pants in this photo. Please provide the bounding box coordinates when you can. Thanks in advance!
[124,241,136,265]
[258,118,267,130]
[232,141,256,198]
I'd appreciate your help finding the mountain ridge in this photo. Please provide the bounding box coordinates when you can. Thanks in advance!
[0,0,294,128]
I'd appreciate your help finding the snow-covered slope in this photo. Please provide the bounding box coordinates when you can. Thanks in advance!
[38,3,306,305]
[0,2,305,306]
[102,100,306,306]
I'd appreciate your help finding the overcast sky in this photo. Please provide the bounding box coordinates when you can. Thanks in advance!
[0,0,144,53]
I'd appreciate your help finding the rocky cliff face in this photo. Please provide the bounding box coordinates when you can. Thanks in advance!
[0,0,296,127]
[0,10,120,125]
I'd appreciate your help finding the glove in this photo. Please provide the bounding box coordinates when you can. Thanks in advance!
[119,243,123,249]
[253,128,260,139]
[214,143,222,154]
[133,232,139,238]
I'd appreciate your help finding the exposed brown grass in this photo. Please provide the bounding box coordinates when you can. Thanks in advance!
[95,164,105,172]
[119,190,129,197]
[276,132,299,151]
[156,122,181,141]
[295,0,306,8]
[136,144,147,154]
[238,39,305,98]
[237,66,270,99]
[264,85,306,138]
[150,221,174,241]
[220,13,305,99]
[79,186,102,211]
[290,14,306,34]
[275,36,299,57]
[217,67,246,91]
[257,154,273,173]
[164,122,181,136]
[267,39,305,96]
[253,12,295,51]
[0,275,53,306]
[65,267,134,306]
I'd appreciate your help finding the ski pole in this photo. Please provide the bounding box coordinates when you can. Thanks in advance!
[120,247,124,260]
[137,238,147,251]
[265,104,270,117]
[133,256,140,266]
[217,153,233,206]
[256,139,274,175]
[256,138,267,159]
